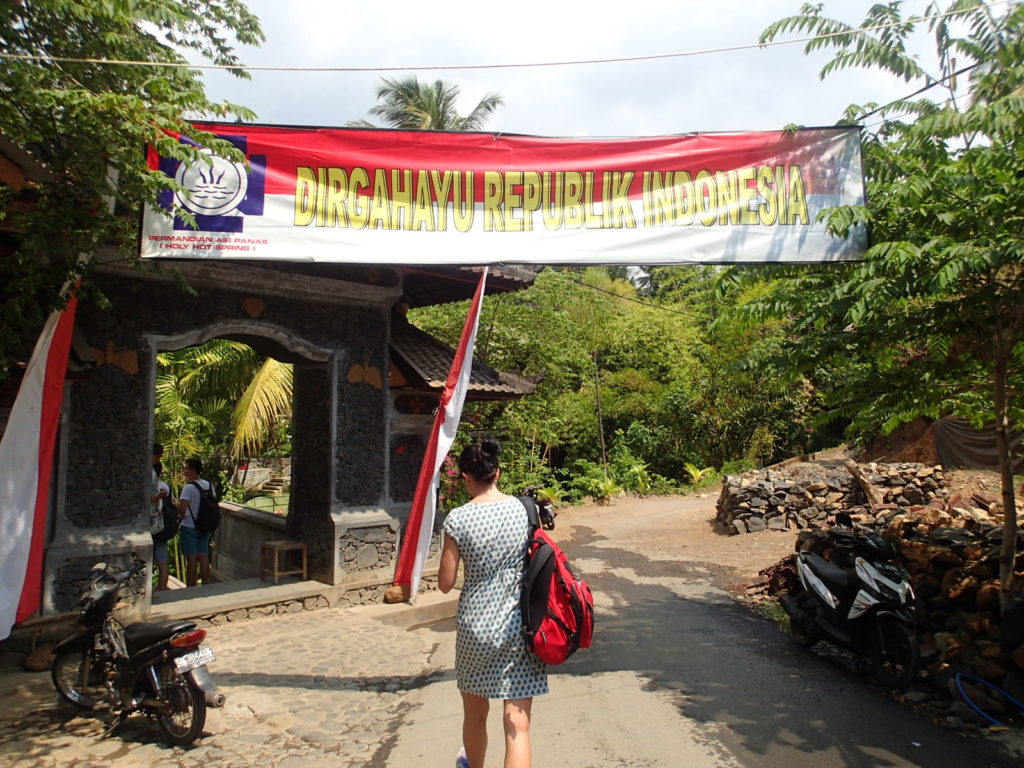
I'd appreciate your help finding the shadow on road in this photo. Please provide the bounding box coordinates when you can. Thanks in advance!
[492,523,1016,768]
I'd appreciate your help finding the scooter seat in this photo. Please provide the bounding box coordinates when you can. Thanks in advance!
[124,619,196,655]
[803,553,861,599]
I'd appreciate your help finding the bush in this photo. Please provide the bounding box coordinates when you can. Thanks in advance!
[721,458,754,476]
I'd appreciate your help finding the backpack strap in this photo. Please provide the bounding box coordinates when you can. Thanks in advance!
[518,496,540,571]
[518,495,541,532]
[187,480,203,526]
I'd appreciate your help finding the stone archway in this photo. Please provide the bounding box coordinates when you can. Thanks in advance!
[151,320,336,584]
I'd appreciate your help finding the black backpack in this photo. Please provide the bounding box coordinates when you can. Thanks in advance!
[153,493,179,544]
[189,481,221,533]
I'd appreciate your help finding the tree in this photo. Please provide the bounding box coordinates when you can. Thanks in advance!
[347,76,503,131]
[412,266,815,496]
[155,340,292,487]
[0,0,263,379]
[724,1,1024,607]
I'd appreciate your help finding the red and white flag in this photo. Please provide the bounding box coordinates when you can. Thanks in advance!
[393,267,489,601]
[0,289,79,638]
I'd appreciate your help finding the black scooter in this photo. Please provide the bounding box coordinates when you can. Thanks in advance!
[522,486,557,529]
[51,560,225,745]
[778,529,920,689]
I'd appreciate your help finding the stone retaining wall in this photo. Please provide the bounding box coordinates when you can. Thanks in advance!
[717,461,947,534]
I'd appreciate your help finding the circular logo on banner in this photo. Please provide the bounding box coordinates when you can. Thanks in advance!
[175,150,248,216]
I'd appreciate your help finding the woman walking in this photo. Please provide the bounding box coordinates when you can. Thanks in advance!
[438,440,547,768]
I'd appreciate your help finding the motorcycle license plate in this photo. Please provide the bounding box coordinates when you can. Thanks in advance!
[174,647,216,673]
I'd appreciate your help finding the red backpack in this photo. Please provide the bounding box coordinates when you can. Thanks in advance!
[519,497,594,665]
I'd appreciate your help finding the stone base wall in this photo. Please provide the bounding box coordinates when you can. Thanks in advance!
[337,522,397,573]
[193,595,332,627]
[187,576,441,627]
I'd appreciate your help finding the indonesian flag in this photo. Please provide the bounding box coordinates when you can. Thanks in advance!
[0,288,79,638]
[393,267,489,601]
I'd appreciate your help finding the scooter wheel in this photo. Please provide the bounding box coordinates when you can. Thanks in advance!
[154,663,207,745]
[869,617,919,690]
[52,650,106,710]
[780,593,818,647]
[787,618,818,647]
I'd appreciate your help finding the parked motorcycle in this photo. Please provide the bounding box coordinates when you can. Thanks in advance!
[522,486,557,530]
[51,560,224,745]
[778,529,920,689]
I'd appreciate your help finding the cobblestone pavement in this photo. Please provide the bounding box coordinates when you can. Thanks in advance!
[0,606,445,768]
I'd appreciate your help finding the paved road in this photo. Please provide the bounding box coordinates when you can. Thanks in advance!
[0,605,441,768]
[0,495,1021,767]
[389,497,1023,768]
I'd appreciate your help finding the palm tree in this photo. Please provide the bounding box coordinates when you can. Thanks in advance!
[155,340,293,480]
[348,76,503,131]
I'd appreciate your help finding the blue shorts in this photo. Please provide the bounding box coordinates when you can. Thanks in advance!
[179,526,210,556]
[152,538,168,562]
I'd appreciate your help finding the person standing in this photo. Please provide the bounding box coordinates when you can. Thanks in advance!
[149,443,167,532]
[178,457,212,587]
[149,442,169,550]
[151,461,173,592]
[438,440,547,768]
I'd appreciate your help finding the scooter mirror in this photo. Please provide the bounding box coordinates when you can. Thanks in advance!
[833,512,854,528]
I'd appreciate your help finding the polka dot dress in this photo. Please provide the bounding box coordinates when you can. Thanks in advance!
[443,496,548,699]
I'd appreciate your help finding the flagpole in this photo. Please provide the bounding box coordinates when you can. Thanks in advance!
[392,267,489,602]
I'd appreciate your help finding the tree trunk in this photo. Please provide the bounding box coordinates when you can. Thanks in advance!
[993,335,1020,611]
[593,351,608,478]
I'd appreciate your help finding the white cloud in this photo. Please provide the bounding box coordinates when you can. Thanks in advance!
[203,0,947,136]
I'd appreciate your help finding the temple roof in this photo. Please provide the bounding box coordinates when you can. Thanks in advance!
[0,132,53,190]
[400,265,542,308]
[390,314,540,401]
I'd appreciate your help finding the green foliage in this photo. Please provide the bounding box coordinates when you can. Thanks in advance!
[534,485,565,506]
[747,0,1024,601]
[721,458,755,476]
[155,339,292,489]
[416,261,826,495]
[682,462,713,485]
[738,0,1024,440]
[0,0,264,379]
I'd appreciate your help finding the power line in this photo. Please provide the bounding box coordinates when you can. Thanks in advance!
[565,275,708,320]
[856,63,978,121]
[0,1,1008,75]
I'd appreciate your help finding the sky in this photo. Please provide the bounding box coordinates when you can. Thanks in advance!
[197,0,959,138]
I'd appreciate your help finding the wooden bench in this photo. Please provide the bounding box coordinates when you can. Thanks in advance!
[259,539,308,585]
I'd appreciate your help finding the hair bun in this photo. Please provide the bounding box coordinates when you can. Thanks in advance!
[480,438,502,458]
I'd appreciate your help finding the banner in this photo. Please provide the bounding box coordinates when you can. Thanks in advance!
[393,268,488,601]
[141,124,866,265]
[0,289,79,638]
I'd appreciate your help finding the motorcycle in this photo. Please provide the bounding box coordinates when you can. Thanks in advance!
[522,486,557,530]
[778,528,920,689]
[50,559,225,745]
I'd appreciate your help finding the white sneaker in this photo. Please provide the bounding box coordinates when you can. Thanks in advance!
[455,746,470,768]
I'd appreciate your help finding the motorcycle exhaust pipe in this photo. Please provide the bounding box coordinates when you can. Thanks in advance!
[189,664,227,708]
[778,593,802,621]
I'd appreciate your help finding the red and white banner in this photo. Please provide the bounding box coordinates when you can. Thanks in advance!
[393,267,488,600]
[141,125,865,265]
[0,290,79,638]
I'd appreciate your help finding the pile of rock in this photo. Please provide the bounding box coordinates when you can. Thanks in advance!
[717,461,948,534]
